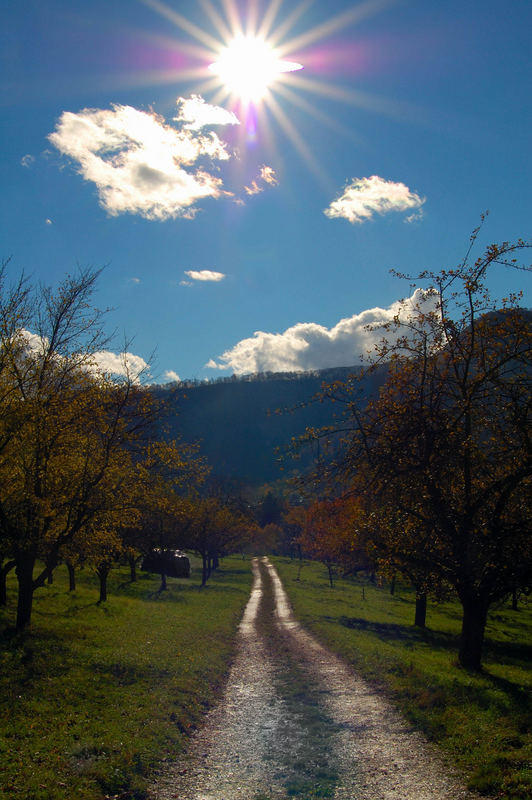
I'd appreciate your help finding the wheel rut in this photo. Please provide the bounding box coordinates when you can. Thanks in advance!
[149,558,480,800]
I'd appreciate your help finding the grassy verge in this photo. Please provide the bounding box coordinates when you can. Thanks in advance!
[273,557,532,800]
[0,555,252,800]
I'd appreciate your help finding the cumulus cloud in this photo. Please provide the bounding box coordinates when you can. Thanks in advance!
[91,350,150,380]
[163,369,181,382]
[207,289,437,374]
[175,94,240,130]
[16,330,149,383]
[184,269,225,282]
[49,97,238,220]
[21,154,35,168]
[324,175,425,224]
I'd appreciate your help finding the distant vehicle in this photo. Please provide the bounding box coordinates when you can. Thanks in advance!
[141,549,190,578]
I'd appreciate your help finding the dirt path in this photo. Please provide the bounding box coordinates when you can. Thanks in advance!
[149,558,479,800]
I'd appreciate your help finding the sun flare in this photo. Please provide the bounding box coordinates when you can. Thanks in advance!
[138,0,398,178]
[209,35,302,103]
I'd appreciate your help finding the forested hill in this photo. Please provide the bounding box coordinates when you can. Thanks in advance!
[152,365,385,486]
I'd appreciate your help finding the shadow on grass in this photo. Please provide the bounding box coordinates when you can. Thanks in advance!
[479,671,531,716]
[338,614,531,670]
[336,615,530,721]
[0,627,75,683]
[336,615,459,651]
[483,637,532,666]
[90,659,174,685]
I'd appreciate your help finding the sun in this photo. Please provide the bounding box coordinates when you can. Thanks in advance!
[209,35,302,103]
[138,0,399,179]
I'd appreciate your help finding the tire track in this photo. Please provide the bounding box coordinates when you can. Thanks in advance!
[149,558,479,800]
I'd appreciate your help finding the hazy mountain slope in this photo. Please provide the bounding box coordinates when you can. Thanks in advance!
[153,366,384,486]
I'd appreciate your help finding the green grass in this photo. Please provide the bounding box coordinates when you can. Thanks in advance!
[273,558,532,800]
[0,555,252,800]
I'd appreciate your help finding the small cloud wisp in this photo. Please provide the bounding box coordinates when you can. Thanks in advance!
[184,270,226,282]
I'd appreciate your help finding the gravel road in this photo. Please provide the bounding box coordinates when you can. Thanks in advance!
[149,557,479,800]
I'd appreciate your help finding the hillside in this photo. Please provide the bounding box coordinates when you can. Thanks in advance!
[153,365,384,486]
[152,308,531,487]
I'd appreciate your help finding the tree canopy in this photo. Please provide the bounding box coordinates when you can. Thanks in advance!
[307,233,531,669]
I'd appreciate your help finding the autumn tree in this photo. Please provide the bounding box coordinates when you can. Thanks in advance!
[188,496,251,586]
[0,265,157,629]
[361,500,448,627]
[120,439,208,590]
[291,497,370,587]
[318,233,531,669]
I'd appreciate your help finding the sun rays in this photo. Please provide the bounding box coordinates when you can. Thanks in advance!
[135,0,398,179]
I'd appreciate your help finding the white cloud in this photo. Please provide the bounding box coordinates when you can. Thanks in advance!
[129,277,141,284]
[324,175,425,224]
[21,154,35,168]
[244,164,278,196]
[91,350,150,380]
[45,218,53,225]
[244,180,262,196]
[16,331,149,383]
[184,269,225,282]
[175,95,240,130]
[207,289,437,374]
[163,369,181,382]
[259,165,278,186]
[19,328,47,355]
[405,209,425,224]
[49,98,237,220]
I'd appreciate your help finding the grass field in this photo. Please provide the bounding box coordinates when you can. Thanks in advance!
[273,557,532,800]
[0,555,252,800]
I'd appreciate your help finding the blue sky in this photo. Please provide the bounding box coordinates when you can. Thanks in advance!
[2,0,531,382]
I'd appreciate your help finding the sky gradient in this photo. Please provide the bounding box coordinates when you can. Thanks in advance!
[2,0,531,382]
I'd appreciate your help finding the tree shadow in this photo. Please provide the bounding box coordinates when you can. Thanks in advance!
[336,615,459,652]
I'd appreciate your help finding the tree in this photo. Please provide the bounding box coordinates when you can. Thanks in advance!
[292,497,370,587]
[120,440,208,590]
[316,233,531,669]
[188,496,251,586]
[0,266,157,629]
[256,490,284,526]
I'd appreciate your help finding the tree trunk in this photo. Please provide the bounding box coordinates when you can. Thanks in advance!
[128,555,137,582]
[66,561,76,592]
[15,554,36,630]
[0,570,6,606]
[0,560,16,606]
[159,572,167,591]
[459,597,489,671]
[414,592,427,627]
[97,566,109,603]
[201,553,209,586]
[390,573,396,595]
[326,563,334,588]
